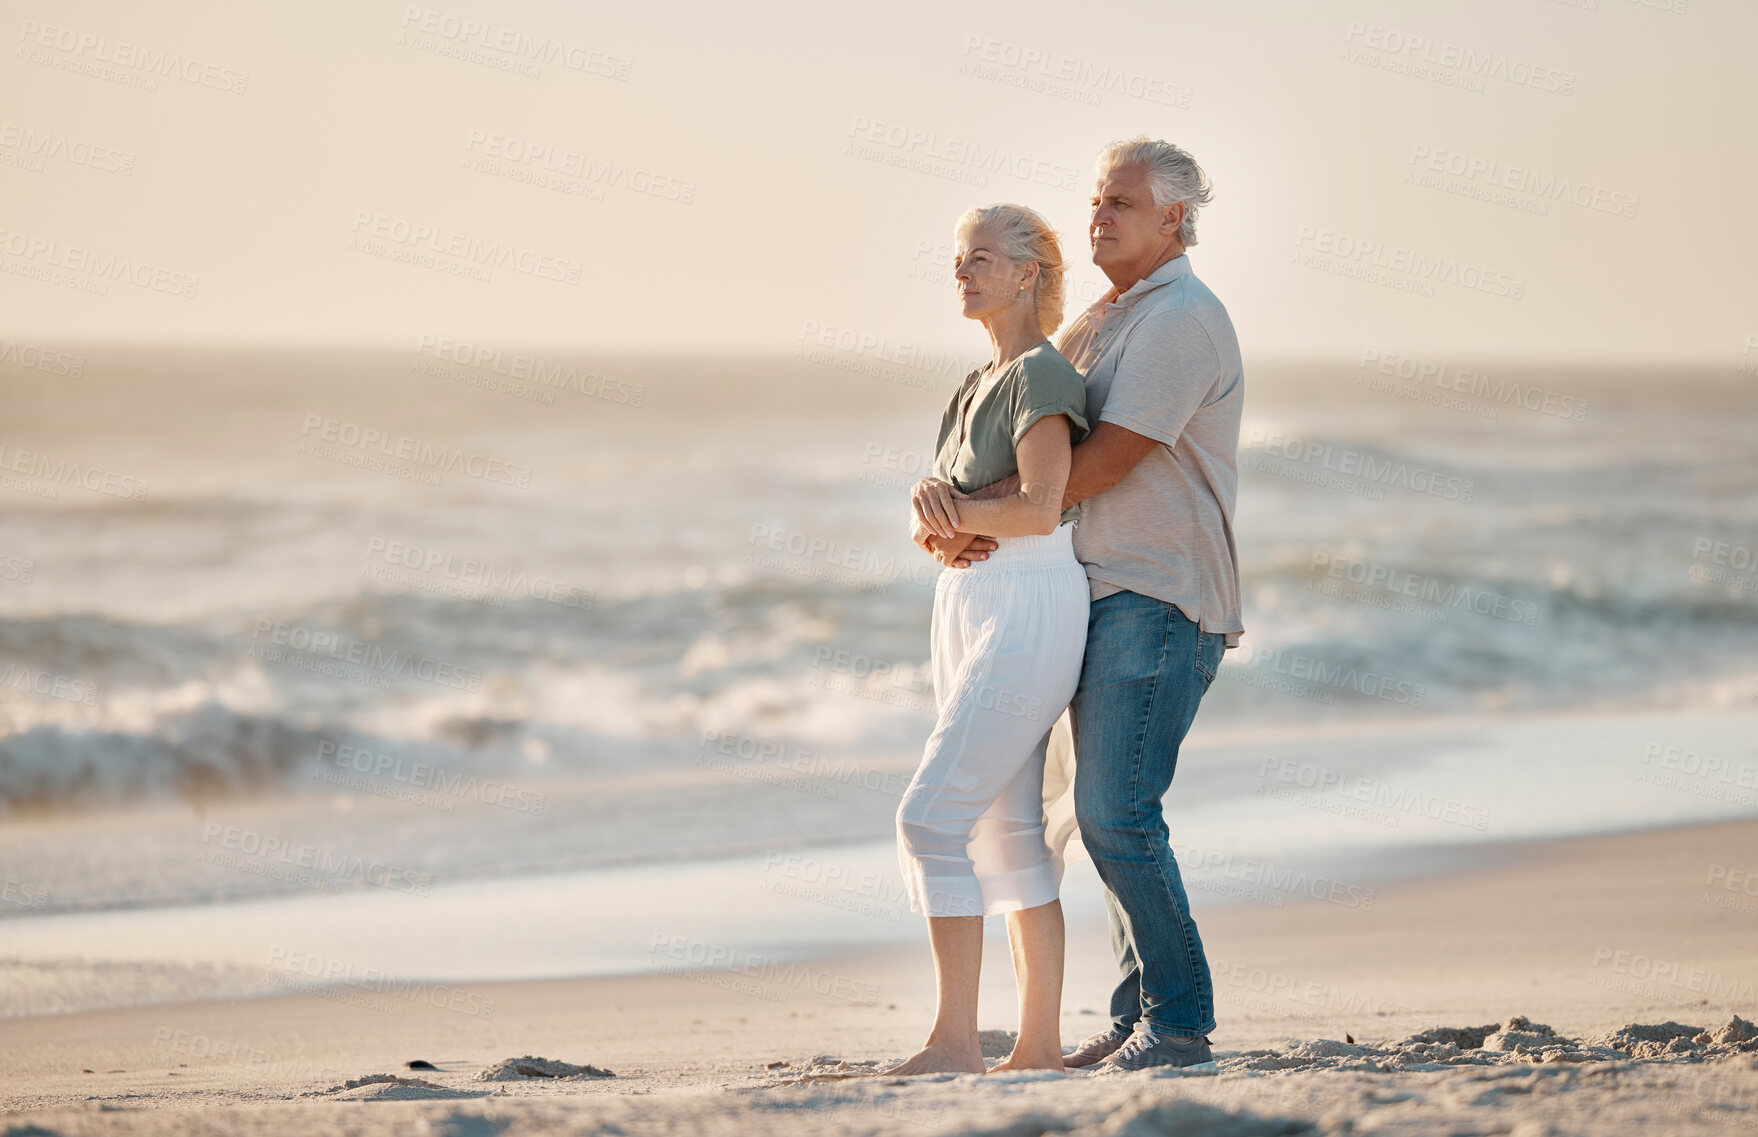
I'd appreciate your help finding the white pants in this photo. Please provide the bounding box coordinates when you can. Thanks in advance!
[896,523,1089,918]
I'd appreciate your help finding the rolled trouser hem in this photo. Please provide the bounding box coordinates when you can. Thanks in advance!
[904,874,984,918]
[969,861,1061,917]
[906,863,1060,918]
[1144,1017,1218,1038]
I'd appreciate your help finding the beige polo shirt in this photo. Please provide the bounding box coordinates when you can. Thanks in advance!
[1054,253,1245,647]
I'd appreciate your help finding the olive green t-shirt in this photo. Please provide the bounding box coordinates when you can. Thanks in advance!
[932,341,1091,524]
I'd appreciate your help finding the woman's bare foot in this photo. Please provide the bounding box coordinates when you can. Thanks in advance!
[880,1040,986,1076]
[987,1048,1065,1074]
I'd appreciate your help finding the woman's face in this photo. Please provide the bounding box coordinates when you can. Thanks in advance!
[953,227,1030,322]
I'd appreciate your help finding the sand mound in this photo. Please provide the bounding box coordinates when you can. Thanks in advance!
[1585,1021,1703,1059]
[1696,1015,1758,1047]
[796,1055,882,1076]
[1225,1014,1758,1074]
[1398,1023,1499,1050]
[323,1074,486,1100]
[979,1029,1020,1059]
[477,1055,615,1081]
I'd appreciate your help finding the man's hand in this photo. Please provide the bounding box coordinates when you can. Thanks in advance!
[912,516,995,568]
[938,535,997,568]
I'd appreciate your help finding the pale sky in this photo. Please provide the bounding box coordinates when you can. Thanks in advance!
[3,0,1754,362]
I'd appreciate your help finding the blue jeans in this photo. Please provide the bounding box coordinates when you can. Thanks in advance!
[1069,589,1224,1037]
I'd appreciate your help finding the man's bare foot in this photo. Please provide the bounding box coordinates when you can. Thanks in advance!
[987,1049,1065,1074]
[880,1041,986,1076]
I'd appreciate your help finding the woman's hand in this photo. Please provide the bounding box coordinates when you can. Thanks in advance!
[911,477,965,540]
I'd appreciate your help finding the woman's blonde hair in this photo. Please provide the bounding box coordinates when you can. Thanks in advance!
[953,203,1066,340]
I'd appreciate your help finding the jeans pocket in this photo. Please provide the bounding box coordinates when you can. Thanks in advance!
[1193,630,1222,691]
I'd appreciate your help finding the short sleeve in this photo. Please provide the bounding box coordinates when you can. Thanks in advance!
[1012,352,1090,449]
[1100,310,1220,447]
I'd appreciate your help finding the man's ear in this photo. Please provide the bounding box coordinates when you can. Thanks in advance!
[1163,201,1186,237]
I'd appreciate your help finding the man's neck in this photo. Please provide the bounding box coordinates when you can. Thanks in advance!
[1103,243,1186,298]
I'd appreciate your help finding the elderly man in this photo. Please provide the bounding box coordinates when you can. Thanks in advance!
[933,136,1244,1070]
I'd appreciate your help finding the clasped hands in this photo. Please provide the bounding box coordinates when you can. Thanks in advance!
[909,476,1013,570]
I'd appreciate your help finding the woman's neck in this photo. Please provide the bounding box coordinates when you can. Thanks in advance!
[981,308,1044,377]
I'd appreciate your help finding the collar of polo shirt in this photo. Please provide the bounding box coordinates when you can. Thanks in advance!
[1109,252,1192,308]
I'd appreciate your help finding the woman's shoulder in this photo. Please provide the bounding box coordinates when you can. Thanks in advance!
[1012,342,1086,398]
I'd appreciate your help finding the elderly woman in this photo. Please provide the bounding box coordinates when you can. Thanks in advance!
[887,203,1088,1075]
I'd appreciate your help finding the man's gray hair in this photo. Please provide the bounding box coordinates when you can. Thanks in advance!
[1096,136,1213,247]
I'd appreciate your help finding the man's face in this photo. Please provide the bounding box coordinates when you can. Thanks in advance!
[1089,162,1179,276]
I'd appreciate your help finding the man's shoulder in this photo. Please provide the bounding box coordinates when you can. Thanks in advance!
[1135,273,1238,363]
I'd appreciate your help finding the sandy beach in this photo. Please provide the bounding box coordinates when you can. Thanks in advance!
[5,816,1754,1134]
